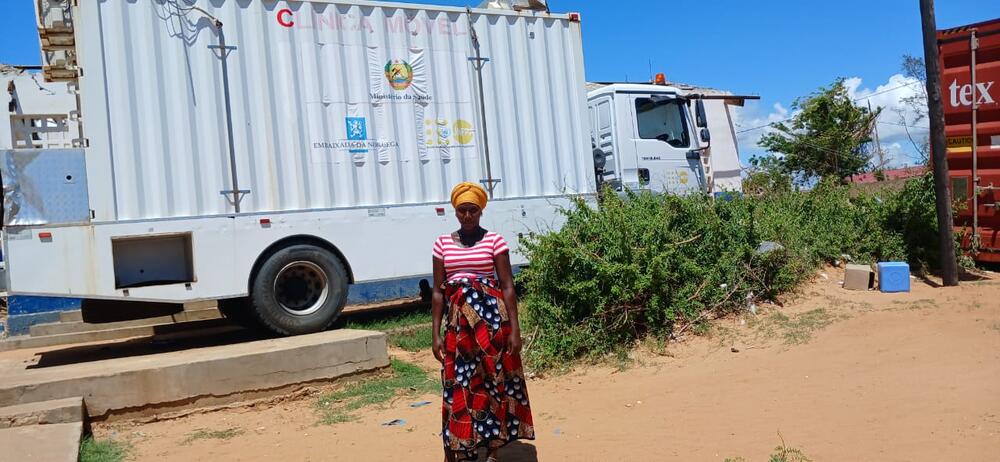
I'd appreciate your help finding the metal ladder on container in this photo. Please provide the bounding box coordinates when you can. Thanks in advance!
[701,147,714,195]
[34,0,85,147]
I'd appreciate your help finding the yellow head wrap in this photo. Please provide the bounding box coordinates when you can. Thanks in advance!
[450,182,488,210]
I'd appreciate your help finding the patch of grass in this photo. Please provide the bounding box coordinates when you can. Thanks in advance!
[640,335,672,356]
[991,322,1000,333]
[317,359,437,425]
[768,444,811,462]
[343,310,432,332]
[723,438,811,462]
[181,427,245,445]
[906,298,938,310]
[822,295,873,311]
[756,308,845,345]
[691,320,713,337]
[80,437,130,462]
[340,309,435,352]
[389,326,433,351]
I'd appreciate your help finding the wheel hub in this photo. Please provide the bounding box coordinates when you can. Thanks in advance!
[274,261,329,316]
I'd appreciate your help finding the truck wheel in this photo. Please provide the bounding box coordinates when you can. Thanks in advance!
[250,244,349,335]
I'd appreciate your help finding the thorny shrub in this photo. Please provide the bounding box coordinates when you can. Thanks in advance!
[516,175,949,369]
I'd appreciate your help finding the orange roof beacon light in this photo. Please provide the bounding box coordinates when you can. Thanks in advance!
[654,73,667,85]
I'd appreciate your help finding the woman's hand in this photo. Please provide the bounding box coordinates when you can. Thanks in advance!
[432,335,446,364]
[507,330,523,356]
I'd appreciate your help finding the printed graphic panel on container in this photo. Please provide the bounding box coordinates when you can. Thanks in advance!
[77,0,592,220]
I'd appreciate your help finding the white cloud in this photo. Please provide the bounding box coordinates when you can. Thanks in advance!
[732,101,790,150]
[731,73,929,167]
[845,74,928,164]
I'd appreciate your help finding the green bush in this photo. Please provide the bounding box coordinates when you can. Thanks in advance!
[517,178,936,369]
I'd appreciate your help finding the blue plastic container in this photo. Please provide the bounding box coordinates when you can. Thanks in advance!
[878,262,911,293]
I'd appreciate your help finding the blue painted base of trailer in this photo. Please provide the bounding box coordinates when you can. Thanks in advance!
[6,311,63,336]
[2,296,84,336]
[347,275,430,305]
[7,295,84,316]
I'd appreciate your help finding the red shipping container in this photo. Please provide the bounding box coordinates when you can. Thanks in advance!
[939,18,1000,262]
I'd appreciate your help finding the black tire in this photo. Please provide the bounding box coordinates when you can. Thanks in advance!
[250,244,349,336]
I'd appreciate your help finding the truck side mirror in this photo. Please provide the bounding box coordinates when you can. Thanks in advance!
[695,99,708,128]
[700,128,711,143]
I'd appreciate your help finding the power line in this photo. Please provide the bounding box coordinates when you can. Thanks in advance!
[860,80,922,99]
[735,80,923,134]
[877,120,930,130]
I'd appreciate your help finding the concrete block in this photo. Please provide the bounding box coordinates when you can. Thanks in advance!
[183,301,218,311]
[58,311,82,323]
[29,308,222,337]
[0,318,232,352]
[843,264,874,291]
[0,397,84,429]
[0,329,388,419]
[0,422,82,462]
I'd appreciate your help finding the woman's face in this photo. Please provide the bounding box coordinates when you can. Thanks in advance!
[455,203,482,231]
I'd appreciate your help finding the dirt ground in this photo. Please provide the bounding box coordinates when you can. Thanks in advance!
[97,268,1000,461]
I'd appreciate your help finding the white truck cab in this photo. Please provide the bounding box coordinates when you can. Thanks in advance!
[588,80,713,195]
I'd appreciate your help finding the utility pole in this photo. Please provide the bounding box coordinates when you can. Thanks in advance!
[868,100,886,173]
[919,0,959,286]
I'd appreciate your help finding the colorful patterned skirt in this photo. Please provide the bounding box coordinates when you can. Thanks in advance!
[441,277,535,460]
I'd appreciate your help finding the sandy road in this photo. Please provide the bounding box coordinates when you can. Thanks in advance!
[105,271,1000,461]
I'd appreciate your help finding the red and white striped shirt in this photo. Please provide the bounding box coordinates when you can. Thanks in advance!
[432,231,510,281]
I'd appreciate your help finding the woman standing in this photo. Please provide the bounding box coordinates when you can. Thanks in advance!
[431,182,536,462]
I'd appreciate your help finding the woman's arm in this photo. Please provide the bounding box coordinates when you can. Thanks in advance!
[431,256,447,363]
[495,251,522,355]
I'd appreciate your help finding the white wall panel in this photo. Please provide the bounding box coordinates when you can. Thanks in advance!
[77,0,594,221]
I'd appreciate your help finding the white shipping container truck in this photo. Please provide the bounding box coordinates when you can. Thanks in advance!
[587,79,756,196]
[3,0,595,334]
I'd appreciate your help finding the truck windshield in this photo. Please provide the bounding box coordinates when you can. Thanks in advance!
[635,98,690,148]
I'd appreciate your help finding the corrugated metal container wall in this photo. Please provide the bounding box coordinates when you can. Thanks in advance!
[77,0,592,221]
[939,18,1000,257]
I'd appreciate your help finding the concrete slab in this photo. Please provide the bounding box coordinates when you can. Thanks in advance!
[0,396,84,428]
[30,308,222,337]
[0,422,82,462]
[0,329,388,419]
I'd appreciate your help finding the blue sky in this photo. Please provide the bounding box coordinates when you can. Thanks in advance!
[2,0,997,165]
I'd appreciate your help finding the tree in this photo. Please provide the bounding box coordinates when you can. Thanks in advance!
[759,79,881,183]
[897,54,931,164]
[743,157,793,196]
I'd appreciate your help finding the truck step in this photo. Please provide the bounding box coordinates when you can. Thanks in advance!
[29,308,222,337]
